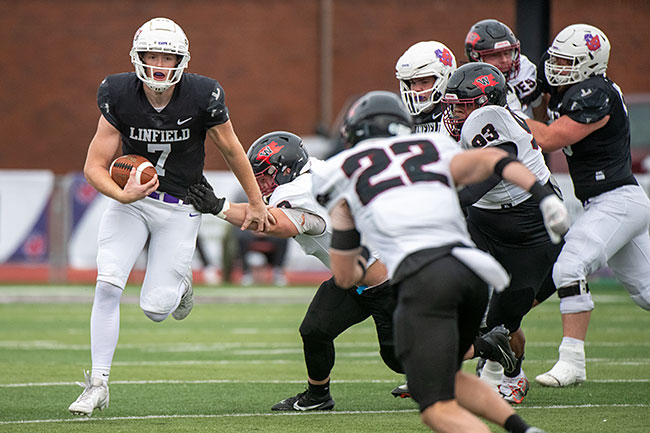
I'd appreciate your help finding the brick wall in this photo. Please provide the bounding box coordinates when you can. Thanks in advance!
[2,0,648,173]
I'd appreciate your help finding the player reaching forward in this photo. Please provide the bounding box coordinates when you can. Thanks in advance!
[186,131,405,411]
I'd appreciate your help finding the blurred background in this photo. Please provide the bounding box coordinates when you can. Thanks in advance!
[1,0,649,283]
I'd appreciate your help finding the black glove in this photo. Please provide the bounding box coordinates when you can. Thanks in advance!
[186,184,226,215]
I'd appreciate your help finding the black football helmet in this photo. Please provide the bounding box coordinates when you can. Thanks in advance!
[341,91,414,147]
[247,131,309,199]
[442,62,507,139]
[465,19,520,80]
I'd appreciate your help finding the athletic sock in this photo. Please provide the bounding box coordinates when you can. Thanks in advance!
[504,413,530,433]
[308,380,330,397]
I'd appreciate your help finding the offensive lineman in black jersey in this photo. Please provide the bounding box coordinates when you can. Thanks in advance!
[69,17,271,416]
[527,24,650,387]
[395,41,457,134]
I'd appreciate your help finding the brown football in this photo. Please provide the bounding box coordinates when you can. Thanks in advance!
[109,154,157,188]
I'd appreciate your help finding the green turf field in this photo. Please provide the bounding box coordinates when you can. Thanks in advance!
[0,280,648,432]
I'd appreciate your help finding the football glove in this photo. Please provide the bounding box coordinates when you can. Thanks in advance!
[539,194,570,244]
[186,184,227,216]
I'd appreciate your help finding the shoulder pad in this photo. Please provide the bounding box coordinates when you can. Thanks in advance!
[562,78,612,124]
[97,76,119,129]
[205,80,229,123]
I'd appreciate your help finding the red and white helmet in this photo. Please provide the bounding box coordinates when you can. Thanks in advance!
[395,41,457,115]
[130,17,191,92]
[545,24,610,87]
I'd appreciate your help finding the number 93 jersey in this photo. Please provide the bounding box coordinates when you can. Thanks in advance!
[312,132,474,278]
[459,105,550,209]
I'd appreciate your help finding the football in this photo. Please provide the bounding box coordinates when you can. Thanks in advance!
[109,154,157,188]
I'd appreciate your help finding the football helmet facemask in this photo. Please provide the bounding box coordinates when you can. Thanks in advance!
[247,131,310,200]
[545,24,610,87]
[395,41,457,115]
[130,17,191,92]
[442,63,507,139]
[465,19,520,81]
[341,91,414,147]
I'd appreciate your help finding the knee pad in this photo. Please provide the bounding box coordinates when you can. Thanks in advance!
[559,282,594,314]
[143,310,169,322]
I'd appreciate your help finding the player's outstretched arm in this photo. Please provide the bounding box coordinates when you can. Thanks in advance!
[451,148,570,243]
[206,121,273,231]
[185,184,297,237]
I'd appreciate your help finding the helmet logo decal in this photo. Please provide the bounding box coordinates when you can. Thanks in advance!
[435,48,454,67]
[584,33,601,51]
[473,74,499,92]
[465,31,481,47]
[256,141,285,162]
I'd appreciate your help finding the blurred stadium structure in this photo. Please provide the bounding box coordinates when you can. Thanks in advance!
[2,1,649,282]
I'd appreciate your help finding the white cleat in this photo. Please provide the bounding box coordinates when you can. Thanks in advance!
[68,370,109,416]
[535,360,586,387]
[173,273,194,320]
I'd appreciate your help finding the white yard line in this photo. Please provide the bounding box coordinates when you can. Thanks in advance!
[2,377,648,388]
[1,405,649,425]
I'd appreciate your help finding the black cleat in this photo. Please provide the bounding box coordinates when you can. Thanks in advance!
[479,325,517,374]
[390,383,411,399]
[271,389,335,411]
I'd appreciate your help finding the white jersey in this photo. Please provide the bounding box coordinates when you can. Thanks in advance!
[268,165,332,268]
[508,54,539,118]
[311,132,475,278]
[459,105,550,209]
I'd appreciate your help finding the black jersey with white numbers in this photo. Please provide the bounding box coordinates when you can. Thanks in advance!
[97,72,230,198]
[413,103,445,134]
[547,76,637,202]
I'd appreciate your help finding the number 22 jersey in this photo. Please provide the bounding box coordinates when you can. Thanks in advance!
[311,132,473,278]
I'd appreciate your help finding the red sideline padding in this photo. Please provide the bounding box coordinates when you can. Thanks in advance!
[0,264,331,285]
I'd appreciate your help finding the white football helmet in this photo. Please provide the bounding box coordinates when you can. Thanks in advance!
[395,41,457,115]
[130,17,191,92]
[545,24,610,87]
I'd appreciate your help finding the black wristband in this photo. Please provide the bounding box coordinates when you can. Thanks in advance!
[331,228,361,250]
[494,155,518,179]
[529,181,552,202]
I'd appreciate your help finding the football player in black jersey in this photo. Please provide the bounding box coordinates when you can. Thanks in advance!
[527,24,650,388]
[395,41,457,134]
[69,17,271,416]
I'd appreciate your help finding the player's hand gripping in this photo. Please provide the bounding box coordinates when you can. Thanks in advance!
[185,183,227,216]
[539,195,570,244]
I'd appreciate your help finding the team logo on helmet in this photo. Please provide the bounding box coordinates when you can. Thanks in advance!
[256,141,285,162]
[465,31,481,47]
[584,33,601,51]
[473,73,499,92]
[435,48,454,67]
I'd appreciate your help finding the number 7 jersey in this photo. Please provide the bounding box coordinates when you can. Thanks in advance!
[459,105,550,209]
[311,132,474,278]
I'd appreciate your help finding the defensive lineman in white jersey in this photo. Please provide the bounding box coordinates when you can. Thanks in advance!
[312,90,567,433]
[185,131,404,412]
[442,62,564,404]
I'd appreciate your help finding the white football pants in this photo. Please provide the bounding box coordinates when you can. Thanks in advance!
[96,196,201,314]
[553,184,650,310]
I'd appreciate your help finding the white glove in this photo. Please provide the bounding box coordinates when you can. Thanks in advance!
[539,195,570,244]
